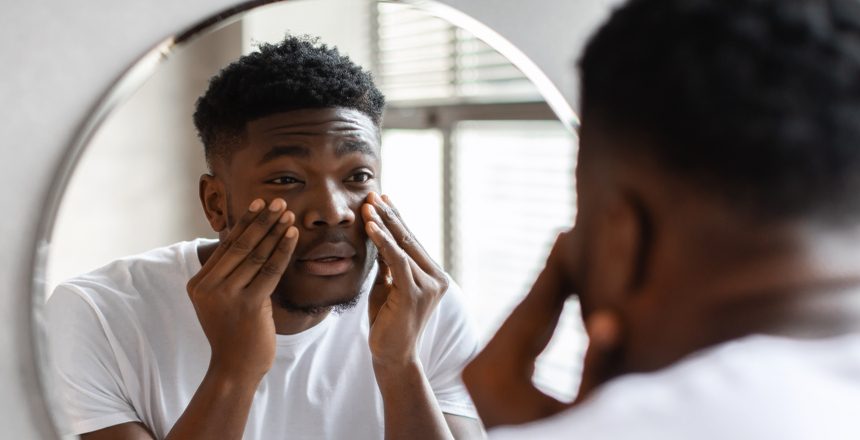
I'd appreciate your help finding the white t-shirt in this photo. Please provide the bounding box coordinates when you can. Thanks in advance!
[46,238,478,439]
[490,333,860,440]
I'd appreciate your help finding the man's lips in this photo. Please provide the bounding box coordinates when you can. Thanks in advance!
[298,258,355,276]
[296,242,357,276]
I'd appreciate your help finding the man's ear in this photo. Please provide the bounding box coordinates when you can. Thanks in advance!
[585,190,651,309]
[575,191,649,391]
[199,174,227,233]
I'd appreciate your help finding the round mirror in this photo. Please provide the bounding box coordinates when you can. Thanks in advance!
[36,1,583,437]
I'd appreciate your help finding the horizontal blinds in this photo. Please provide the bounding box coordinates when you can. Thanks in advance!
[375,2,542,104]
[452,120,584,399]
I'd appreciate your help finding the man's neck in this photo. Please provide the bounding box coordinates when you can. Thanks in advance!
[623,284,860,376]
[622,227,860,373]
[271,306,330,335]
[196,241,331,336]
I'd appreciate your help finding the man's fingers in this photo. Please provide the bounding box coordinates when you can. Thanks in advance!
[368,260,391,325]
[246,225,300,299]
[374,257,392,286]
[366,220,415,288]
[363,192,442,277]
[477,233,578,364]
[196,198,267,279]
[227,210,296,289]
[575,310,623,403]
[208,199,288,282]
[549,229,582,295]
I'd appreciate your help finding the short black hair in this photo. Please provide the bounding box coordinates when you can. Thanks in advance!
[193,35,385,167]
[580,0,860,221]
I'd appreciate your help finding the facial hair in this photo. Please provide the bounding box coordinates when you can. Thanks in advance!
[271,233,378,316]
[272,292,362,316]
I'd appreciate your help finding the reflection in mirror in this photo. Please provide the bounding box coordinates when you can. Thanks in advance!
[42,1,581,438]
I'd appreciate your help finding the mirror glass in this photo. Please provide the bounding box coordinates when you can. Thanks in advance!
[41,0,583,437]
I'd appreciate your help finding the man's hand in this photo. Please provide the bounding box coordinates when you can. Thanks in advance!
[361,192,448,368]
[362,192,477,440]
[186,198,299,381]
[462,229,583,428]
[154,198,299,440]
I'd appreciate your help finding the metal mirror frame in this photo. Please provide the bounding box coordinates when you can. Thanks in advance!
[28,0,579,436]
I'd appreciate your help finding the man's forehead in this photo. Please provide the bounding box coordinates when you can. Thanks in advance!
[248,107,379,138]
[225,108,379,166]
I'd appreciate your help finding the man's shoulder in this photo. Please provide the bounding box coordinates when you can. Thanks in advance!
[491,335,860,440]
[415,276,479,365]
[49,238,209,317]
[429,276,473,331]
[596,334,860,411]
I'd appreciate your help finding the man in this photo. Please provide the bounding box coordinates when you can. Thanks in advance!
[46,36,484,439]
[464,0,860,438]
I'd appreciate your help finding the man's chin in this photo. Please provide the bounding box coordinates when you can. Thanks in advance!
[271,291,362,316]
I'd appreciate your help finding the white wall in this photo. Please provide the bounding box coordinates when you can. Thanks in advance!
[242,0,374,68]
[46,22,241,291]
[0,1,620,437]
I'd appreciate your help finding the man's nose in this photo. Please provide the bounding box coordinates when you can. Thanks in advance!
[302,182,357,229]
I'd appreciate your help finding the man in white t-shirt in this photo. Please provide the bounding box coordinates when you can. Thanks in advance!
[463,0,860,439]
[46,35,484,439]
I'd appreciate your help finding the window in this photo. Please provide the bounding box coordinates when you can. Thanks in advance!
[375,2,543,104]
[380,114,583,399]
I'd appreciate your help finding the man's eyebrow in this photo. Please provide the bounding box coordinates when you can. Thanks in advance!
[257,145,310,164]
[336,139,378,158]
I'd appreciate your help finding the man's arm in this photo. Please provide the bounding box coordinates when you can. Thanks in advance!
[445,414,486,439]
[80,351,265,440]
[374,360,483,439]
[78,368,273,440]
[82,198,298,440]
[461,230,580,429]
[80,422,154,440]
[362,192,484,439]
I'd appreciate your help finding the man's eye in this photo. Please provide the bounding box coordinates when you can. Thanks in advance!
[268,176,302,185]
[347,172,374,183]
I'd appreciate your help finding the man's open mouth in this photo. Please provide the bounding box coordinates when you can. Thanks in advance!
[296,242,357,277]
[298,257,354,276]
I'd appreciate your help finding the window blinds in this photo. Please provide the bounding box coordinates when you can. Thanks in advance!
[375,2,543,104]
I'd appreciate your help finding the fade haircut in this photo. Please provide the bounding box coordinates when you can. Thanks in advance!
[580,0,860,222]
[193,35,385,168]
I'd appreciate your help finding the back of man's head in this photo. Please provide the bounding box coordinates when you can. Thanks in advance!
[580,0,860,223]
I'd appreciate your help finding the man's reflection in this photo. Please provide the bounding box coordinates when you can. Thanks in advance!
[46,35,484,440]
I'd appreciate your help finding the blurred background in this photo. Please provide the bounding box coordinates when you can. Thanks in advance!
[46,0,585,400]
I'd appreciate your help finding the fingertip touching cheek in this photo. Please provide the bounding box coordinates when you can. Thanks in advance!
[216,108,383,314]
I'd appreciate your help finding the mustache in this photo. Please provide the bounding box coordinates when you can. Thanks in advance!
[294,230,359,256]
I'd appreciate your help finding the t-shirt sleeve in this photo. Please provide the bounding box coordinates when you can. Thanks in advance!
[420,277,480,419]
[45,283,141,435]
